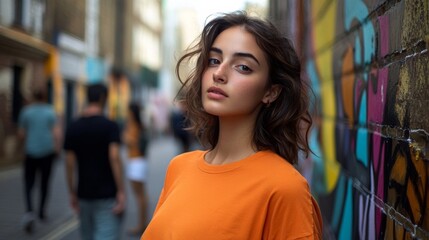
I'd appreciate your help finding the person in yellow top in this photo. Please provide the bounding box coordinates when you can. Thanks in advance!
[123,102,149,235]
[141,11,322,239]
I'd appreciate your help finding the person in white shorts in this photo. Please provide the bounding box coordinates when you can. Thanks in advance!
[123,103,149,235]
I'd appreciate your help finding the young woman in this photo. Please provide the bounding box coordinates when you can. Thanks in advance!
[141,11,322,239]
[123,103,149,235]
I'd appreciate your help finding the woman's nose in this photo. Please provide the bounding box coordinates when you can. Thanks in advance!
[212,64,227,84]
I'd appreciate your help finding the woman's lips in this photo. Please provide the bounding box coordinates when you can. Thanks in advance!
[207,86,228,99]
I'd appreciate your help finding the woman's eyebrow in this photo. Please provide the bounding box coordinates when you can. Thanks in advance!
[210,47,260,66]
[234,52,260,65]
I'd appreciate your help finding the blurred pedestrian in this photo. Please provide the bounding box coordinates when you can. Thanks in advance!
[64,83,125,240]
[18,89,59,233]
[170,100,191,152]
[142,11,322,239]
[122,102,149,235]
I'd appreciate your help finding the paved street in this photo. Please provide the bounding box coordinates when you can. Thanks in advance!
[0,134,184,240]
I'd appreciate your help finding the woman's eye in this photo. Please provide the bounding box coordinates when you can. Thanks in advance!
[208,58,220,65]
[237,65,252,73]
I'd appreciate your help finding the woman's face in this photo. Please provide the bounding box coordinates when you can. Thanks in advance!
[201,26,271,119]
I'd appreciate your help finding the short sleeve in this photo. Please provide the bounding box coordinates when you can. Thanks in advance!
[151,154,182,215]
[109,122,121,144]
[263,178,316,239]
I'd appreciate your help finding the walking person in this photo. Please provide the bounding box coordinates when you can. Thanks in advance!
[170,100,191,152]
[64,83,125,240]
[123,102,149,235]
[141,11,322,239]
[18,89,59,233]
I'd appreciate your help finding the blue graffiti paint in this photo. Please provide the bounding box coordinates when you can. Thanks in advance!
[306,60,320,95]
[306,60,326,193]
[306,60,321,112]
[309,128,325,193]
[344,0,368,29]
[354,37,362,65]
[332,174,346,230]
[362,21,375,67]
[345,0,372,175]
[345,0,375,75]
[357,91,368,166]
[338,179,353,239]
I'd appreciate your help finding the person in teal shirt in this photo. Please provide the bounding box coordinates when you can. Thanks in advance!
[18,90,59,233]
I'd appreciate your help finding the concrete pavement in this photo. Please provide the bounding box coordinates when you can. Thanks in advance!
[0,134,184,240]
[0,156,75,240]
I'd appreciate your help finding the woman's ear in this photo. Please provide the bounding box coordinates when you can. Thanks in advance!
[262,84,281,104]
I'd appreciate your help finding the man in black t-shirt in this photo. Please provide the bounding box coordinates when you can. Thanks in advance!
[64,84,125,240]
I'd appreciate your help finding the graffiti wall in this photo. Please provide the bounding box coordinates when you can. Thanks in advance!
[271,0,429,239]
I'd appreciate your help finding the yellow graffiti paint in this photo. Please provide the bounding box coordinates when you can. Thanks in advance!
[312,0,340,191]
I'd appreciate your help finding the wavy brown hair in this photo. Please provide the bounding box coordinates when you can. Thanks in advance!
[176,11,312,164]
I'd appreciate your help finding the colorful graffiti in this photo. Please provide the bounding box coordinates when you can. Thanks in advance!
[302,0,429,239]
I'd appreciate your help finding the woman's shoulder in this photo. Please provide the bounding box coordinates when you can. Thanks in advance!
[256,151,309,188]
[163,150,206,181]
[173,150,205,159]
[169,150,206,167]
[256,151,298,171]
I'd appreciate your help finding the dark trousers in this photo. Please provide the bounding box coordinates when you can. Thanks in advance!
[23,153,55,217]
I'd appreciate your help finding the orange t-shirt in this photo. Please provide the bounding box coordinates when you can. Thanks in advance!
[141,150,322,240]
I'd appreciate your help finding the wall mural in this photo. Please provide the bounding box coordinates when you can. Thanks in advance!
[304,0,429,239]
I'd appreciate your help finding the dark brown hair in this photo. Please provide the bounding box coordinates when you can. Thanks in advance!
[128,102,143,130]
[87,83,108,105]
[176,11,312,164]
[32,89,47,102]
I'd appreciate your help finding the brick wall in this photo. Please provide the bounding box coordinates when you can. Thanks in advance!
[270,0,429,239]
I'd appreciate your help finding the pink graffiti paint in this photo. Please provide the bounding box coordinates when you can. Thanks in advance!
[371,14,390,236]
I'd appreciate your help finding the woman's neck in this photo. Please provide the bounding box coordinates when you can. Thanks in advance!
[205,117,257,165]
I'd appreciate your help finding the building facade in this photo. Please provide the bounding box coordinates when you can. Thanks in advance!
[0,0,52,166]
[0,0,163,167]
[110,0,162,129]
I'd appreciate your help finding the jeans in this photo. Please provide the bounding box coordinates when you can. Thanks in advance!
[79,198,122,240]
